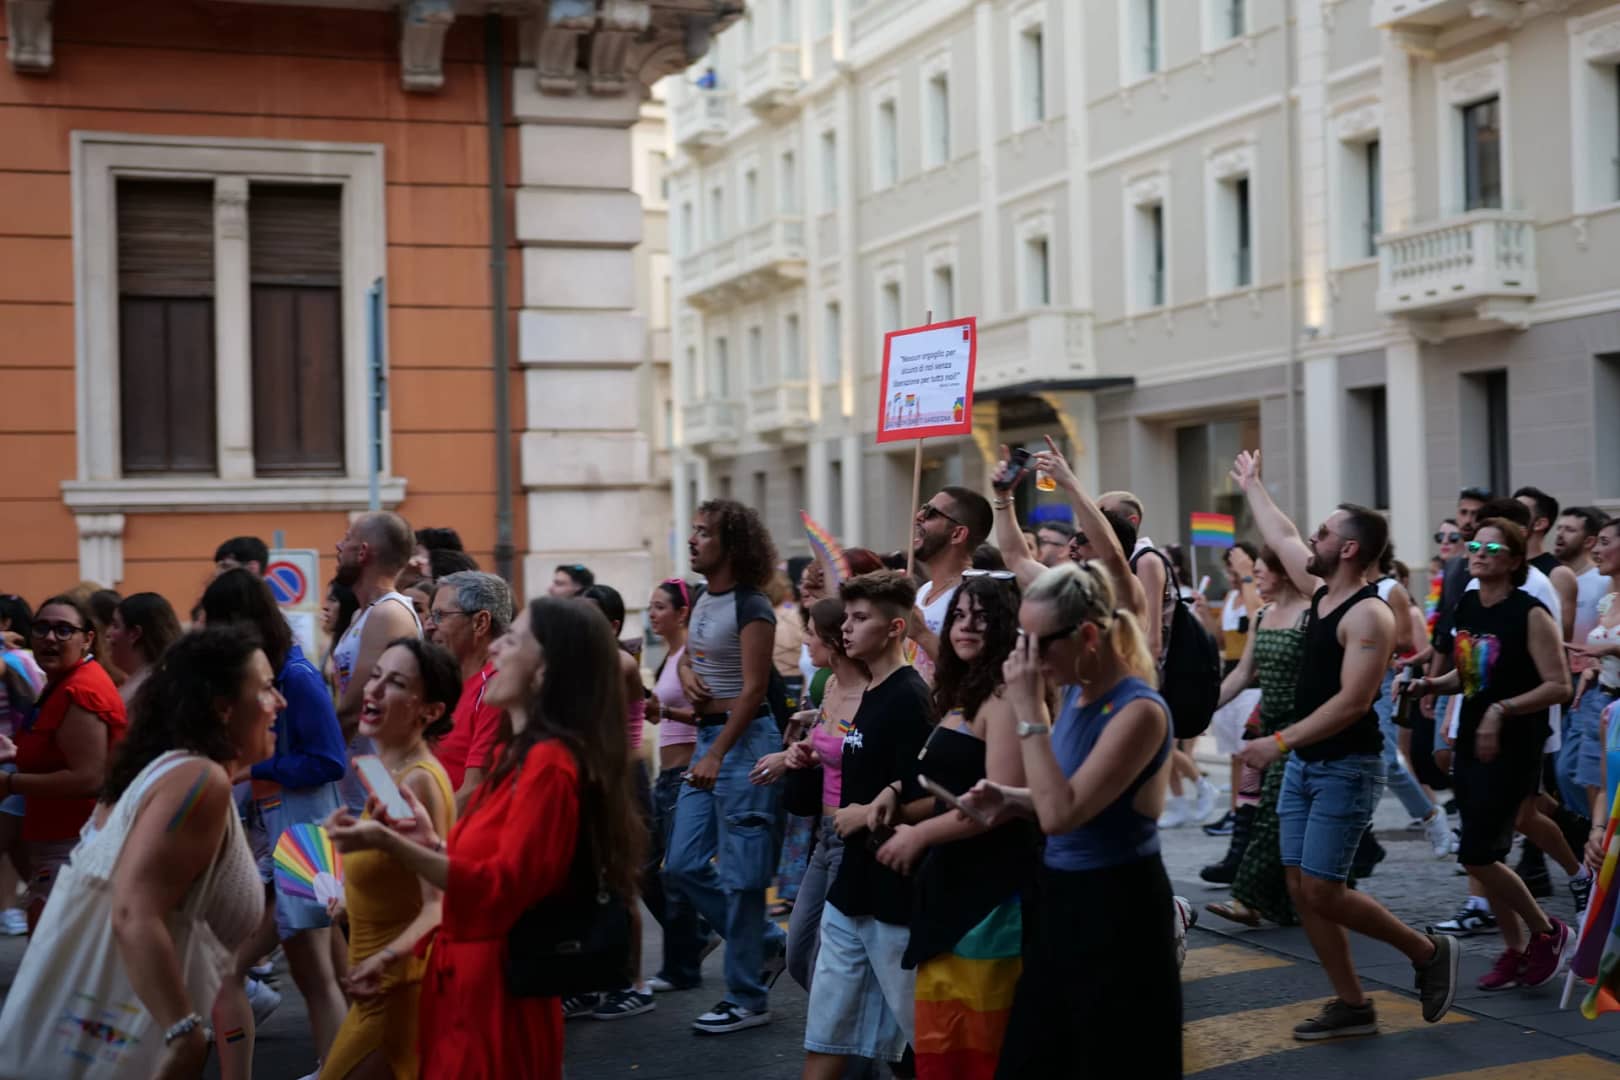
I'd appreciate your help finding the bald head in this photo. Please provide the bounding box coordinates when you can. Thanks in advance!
[355,512,413,573]
[1099,491,1144,528]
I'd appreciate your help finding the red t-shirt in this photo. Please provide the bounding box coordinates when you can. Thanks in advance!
[435,663,504,792]
[16,659,127,842]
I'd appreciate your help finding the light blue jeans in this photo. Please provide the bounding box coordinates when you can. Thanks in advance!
[664,709,788,1012]
[1278,754,1387,882]
[1376,669,1436,820]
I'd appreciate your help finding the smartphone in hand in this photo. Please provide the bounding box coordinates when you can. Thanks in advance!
[920,775,992,827]
[354,754,415,823]
[994,448,1033,492]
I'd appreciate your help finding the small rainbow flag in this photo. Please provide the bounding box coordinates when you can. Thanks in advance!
[1190,512,1236,549]
[801,510,851,588]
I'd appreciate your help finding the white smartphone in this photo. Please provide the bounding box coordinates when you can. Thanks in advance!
[354,754,415,822]
[1197,575,1211,595]
[919,775,992,827]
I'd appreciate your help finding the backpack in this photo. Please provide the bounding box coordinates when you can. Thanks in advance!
[1130,546,1222,739]
[692,584,797,729]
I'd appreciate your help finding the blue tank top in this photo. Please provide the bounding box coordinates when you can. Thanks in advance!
[1043,676,1173,872]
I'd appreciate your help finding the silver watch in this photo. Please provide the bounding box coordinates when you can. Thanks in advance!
[163,1012,205,1046]
[1017,721,1051,738]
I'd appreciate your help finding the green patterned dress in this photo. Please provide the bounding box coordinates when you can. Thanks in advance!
[1230,607,1309,925]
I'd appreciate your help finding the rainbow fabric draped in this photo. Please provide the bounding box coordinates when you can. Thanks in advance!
[913,898,1023,1080]
[1577,717,1620,1018]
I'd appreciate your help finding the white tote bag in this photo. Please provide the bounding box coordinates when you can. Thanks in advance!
[0,752,239,1079]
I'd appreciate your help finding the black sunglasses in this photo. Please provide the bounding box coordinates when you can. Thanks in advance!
[1031,625,1079,653]
[919,504,964,528]
[1434,531,1461,543]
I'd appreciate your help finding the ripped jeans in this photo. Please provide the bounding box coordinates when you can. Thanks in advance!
[664,708,788,1012]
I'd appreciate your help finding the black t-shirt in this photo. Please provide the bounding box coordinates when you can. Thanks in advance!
[826,665,932,926]
[1530,552,1559,577]
[1293,585,1385,762]
[1451,589,1551,760]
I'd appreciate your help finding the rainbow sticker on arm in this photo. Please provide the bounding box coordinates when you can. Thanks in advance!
[273,822,344,906]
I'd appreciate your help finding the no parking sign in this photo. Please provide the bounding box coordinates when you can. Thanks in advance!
[266,549,319,611]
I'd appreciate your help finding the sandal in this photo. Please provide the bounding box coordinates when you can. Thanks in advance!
[1205,900,1262,928]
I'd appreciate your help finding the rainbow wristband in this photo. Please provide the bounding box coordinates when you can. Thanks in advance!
[1273,731,1290,755]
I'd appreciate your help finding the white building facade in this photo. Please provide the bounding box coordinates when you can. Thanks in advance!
[665,0,1620,570]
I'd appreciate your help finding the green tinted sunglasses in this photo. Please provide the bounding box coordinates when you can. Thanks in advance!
[1465,541,1507,555]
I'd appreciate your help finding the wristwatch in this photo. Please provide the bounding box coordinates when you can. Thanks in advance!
[1016,721,1051,738]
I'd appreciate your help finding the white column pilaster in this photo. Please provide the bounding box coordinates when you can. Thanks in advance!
[1296,0,1331,335]
[1385,331,1428,568]
[1301,354,1342,533]
[1379,31,1417,233]
[75,513,125,588]
[840,432,863,547]
[973,0,1002,319]
[213,176,254,481]
[807,436,831,526]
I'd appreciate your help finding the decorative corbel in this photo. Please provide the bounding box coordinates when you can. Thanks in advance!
[587,1,650,95]
[400,0,455,93]
[6,0,54,74]
[537,0,596,93]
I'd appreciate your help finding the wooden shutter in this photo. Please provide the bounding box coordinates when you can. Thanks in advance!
[249,184,345,475]
[116,180,217,474]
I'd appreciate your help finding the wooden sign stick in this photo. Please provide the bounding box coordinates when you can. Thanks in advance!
[904,310,934,579]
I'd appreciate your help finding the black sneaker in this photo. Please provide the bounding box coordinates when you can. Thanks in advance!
[1199,857,1238,884]
[592,987,655,1021]
[1572,872,1594,915]
[1414,934,1459,1023]
[1202,810,1236,837]
[1518,866,1554,899]
[562,993,601,1020]
[692,1000,771,1035]
[1292,998,1378,1041]
[1428,903,1499,937]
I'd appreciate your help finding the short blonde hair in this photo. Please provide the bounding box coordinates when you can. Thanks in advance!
[1024,562,1157,686]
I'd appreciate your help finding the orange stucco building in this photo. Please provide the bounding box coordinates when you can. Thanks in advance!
[0,0,518,612]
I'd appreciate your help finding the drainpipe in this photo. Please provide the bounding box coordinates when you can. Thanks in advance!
[485,13,515,584]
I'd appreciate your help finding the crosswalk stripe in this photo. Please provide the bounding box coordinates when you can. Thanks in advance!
[1421,1055,1620,1079]
[1183,990,1470,1075]
[1181,943,1292,983]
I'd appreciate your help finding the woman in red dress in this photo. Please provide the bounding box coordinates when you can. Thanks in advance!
[329,595,645,1079]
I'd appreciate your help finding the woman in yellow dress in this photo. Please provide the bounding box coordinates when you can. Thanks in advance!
[322,637,461,1079]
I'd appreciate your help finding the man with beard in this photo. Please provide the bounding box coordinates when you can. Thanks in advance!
[1232,450,1458,1040]
[330,511,422,810]
[904,486,992,679]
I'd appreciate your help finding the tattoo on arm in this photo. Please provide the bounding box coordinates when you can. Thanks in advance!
[1358,638,1380,652]
[165,767,212,833]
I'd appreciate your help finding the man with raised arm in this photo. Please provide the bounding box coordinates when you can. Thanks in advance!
[1229,450,1458,1041]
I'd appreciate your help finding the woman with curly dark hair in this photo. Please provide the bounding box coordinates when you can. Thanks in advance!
[330,596,643,1079]
[871,571,1037,1076]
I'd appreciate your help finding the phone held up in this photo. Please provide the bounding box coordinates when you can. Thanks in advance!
[995,447,1033,492]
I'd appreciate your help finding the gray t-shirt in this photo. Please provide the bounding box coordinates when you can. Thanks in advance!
[689,586,777,701]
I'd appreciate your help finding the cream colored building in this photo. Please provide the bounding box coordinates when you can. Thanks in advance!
[664,0,1620,572]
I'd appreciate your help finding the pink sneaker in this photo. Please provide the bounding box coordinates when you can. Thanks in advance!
[1476,947,1524,992]
[1521,918,1570,989]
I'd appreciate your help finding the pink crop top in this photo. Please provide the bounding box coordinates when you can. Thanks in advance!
[810,723,845,807]
[627,692,646,754]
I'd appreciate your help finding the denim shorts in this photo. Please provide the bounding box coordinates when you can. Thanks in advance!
[803,902,916,1063]
[1576,689,1617,793]
[1277,754,1386,883]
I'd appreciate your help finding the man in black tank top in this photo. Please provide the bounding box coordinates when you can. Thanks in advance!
[1230,452,1459,1040]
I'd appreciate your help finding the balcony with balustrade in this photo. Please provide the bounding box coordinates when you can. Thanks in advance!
[974,310,1095,391]
[1375,209,1536,332]
[746,381,812,442]
[681,398,741,450]
[739,44,802,115]
[672,88,731,153]
[679,217,808,310]
[1371,0,1521,53]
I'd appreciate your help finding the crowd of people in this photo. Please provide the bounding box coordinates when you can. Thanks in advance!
[0,438,1615,1078]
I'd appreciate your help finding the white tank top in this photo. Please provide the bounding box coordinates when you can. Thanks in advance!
[1574,568,1608,646]
[1588,594,1620,691]
[333,590,422,696]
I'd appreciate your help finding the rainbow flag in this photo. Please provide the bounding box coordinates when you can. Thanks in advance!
[1575,721,1620,1017]
[800,510,851,587]
[1190,512,1236,549]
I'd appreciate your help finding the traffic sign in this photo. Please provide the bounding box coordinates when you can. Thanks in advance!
[266,549,320,611]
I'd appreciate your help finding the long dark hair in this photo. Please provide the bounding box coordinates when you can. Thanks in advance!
[483,598,643,900]
[327,578,361,642]
[200,569,292,672]
[379,636,462,742]
[116,593,183,666]
[931,576,1021,725]
[104,625,260,803]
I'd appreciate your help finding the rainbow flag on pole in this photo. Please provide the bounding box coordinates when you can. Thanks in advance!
[801,510,851,588]
[1190,512,1236,549]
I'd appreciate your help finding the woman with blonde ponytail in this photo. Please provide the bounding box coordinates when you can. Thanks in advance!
[960,440,1181,1078]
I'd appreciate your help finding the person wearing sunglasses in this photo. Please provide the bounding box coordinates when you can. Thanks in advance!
[8,593,127,927]
[906,487,994,682]
[1434,520,1464,563]
[1395,518,1575,994]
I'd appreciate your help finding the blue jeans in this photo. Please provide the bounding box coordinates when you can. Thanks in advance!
[1376,669,1435,820]
[664,710,788,1012]
[652,763,708,988]
[1277,754,1386,882]
[1560,688,1617,814]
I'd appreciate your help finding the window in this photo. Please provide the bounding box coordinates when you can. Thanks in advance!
[249,184,345,475]
[714,337,731,398]
[747,325,766,384]
[925,72,951,168]
[780,150,798,214]
[783,313,804,379]
[822,301,842,381]
[1224,0,1245,40]
[684,345,699,397]
[1598,354,1620,497]
[663,400,674,449]
[790,466,806,524]
[1019,25,1046,126]
[1345,387,1389,510]
[753,470,768,516]
[652,151,669,202]
[1175,417,1260,550]
[1233,177,1252,287]
[1460,369,1509,495]
[116,179,217,474]
[829,459,844,535]
[1023,238,1051,307]
[719,473,733,500]
[930,264,955,321]
[1571,27,1620,211]
[1364,139,1381,257]
[679,201,694,255]
[779,0,796,43]
[1210,169,1253,292]
[821,130,839,209]
[1462,96,1502,211]
[875,97,899,189]
[1131,200,1167,309]
[743,168,760,226]
[1124,0,1161,81]
[708,185,725,241]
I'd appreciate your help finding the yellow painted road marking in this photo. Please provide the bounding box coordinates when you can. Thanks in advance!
[1183,990,1470,1075]
[1423,1055,1620,1079]
[1181,943,1292,983]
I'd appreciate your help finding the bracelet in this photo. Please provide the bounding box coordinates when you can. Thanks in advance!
[163,1012,204,1046]
[1273,731,1290,755]
[992,497,1011,510]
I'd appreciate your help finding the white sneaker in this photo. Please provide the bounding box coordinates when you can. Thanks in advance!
[1158,795,1192,829]
[244,976,281,1027]
[1191,778,1218,825]
[1423,810,1455,860]
[0,909,26,936]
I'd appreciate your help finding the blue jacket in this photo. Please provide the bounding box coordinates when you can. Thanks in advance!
[251,643,347,791]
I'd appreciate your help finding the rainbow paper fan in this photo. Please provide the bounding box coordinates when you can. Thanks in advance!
[273,822,344,906]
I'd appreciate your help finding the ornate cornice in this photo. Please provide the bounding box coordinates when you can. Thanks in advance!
[532,0,743,97]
